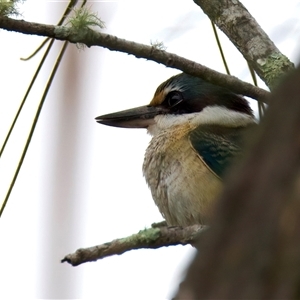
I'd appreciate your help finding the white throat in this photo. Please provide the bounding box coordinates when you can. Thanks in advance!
[147,105,256,136]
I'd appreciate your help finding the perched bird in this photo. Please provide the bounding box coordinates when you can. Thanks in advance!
[96,73,256,226]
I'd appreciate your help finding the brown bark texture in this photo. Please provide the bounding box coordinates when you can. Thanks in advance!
[175,65,300,299]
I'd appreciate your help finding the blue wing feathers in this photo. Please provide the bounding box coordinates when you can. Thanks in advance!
[189,125,249,178]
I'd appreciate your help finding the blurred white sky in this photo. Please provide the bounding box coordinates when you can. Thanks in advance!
[0,0,300,299]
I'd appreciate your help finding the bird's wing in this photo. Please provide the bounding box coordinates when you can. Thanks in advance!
[189,124,252,178]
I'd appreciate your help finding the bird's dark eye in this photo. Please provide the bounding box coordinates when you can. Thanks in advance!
[166,91,183,108]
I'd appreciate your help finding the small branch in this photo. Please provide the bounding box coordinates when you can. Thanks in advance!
[0,16,270,102]
[61,224,207,266]
[193,0,294,88]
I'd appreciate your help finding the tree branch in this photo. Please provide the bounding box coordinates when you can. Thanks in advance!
[193,0,294,88]
[0,16,270,102]
[61,224,207,266]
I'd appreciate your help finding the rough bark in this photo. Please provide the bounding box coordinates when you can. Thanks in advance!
[175,66,300,299]
[194,0,294,88]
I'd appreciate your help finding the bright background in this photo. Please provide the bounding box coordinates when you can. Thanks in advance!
[0,0,300,298]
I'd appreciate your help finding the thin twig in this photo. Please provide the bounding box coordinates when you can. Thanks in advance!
[0,41,69,217]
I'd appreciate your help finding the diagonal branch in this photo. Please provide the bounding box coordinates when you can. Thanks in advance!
[193,0,294,88]
[61,224,207,266]
[0,16,270,102]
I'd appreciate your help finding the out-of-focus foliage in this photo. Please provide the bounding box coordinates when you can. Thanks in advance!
[0,0,24,17]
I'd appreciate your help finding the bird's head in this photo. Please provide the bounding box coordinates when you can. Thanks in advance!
[96,73,254,135]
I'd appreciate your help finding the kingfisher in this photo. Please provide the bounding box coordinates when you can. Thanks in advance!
[96,73,256,226]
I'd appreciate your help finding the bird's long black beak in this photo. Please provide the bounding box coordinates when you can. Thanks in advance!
[95,105,166,128]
